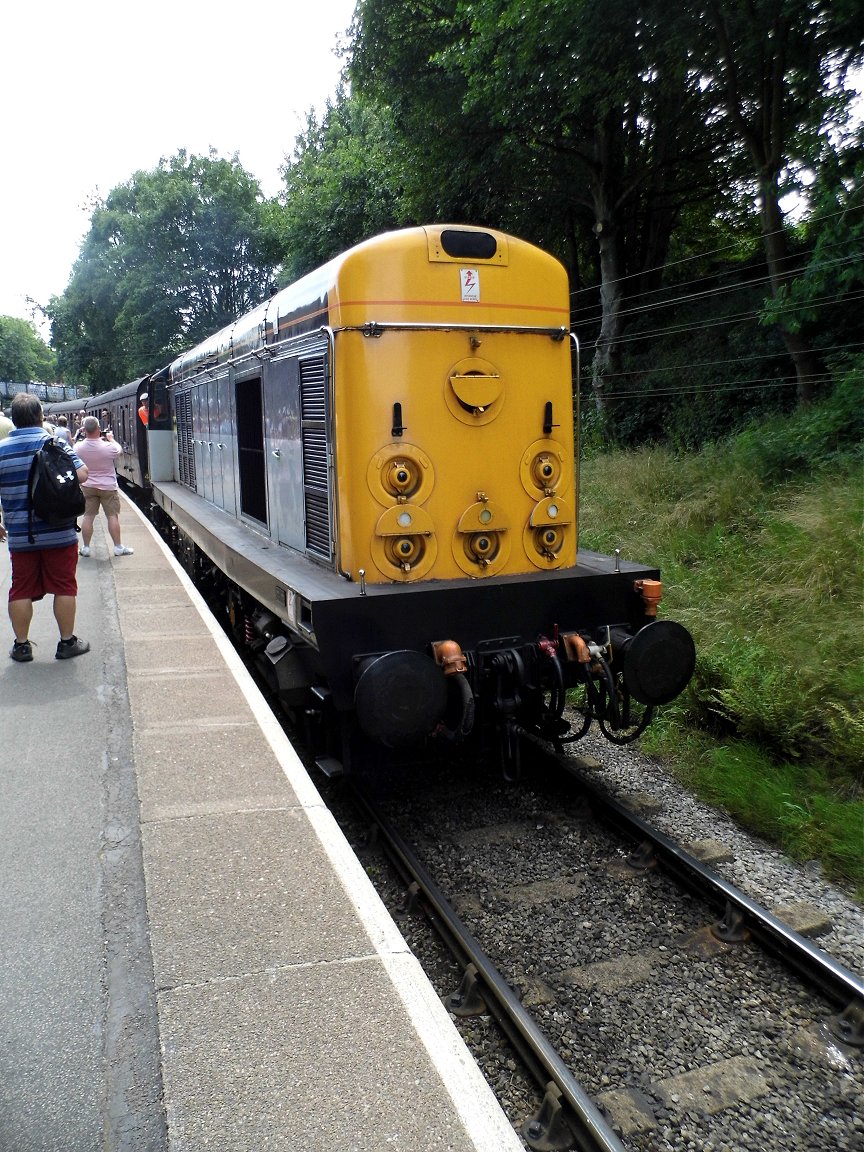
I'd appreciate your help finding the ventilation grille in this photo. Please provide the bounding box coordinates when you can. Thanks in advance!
[176,391,196,488]
[300,356,331,558]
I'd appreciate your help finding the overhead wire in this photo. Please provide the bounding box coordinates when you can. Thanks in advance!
[570,200,863,307]
[585,372,836,402]
[567,198,862,403]
[575,251,862,328]
[588,340,864,384]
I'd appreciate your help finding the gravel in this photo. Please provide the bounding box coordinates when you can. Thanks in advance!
[568,730,863,975]
[348,731,863,1152]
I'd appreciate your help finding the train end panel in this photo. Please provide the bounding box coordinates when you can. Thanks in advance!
[328,226,578,586]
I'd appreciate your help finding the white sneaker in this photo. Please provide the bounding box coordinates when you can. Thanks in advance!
[79,545,90,557]
[113,545,134,556]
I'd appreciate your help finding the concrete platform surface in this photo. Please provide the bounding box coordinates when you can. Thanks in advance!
[0,495,524,1152]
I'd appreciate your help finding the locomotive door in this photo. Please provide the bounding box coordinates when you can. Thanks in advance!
[205,375,232,512]
[205,381,219,505]
[235,373,268,526]
[262,356,303,549]
[215,374,236,517]
[192,385,212,503]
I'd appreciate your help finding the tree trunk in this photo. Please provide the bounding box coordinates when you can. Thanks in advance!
[590,217,625,416]
[759,181,822,405]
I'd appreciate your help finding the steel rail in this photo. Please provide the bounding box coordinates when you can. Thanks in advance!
[556,752,864,1017]
[351,784,627,1152]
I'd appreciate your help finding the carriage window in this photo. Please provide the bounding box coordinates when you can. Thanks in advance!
[236,376,267,525]
[149,377,171,430]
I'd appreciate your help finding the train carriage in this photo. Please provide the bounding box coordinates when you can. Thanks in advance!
[46,377,151,490]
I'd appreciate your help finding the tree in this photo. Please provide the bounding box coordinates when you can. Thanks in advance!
[349,0,474,219]
[47,151,280,391]
[762,129,864,367]
[0,315,56,383]
[350,0,727,410]
[696,0,864,403]
[274,90,406,281]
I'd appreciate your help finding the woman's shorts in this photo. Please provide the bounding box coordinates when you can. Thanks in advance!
[83,486,121,517]
[9,543,79,602]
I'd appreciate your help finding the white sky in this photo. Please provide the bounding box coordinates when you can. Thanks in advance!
[1,0,356,332]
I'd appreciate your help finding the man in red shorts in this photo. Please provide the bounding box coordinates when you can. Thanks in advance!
[0,392,90,662]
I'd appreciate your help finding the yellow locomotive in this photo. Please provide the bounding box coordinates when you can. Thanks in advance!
[139,225,696,775]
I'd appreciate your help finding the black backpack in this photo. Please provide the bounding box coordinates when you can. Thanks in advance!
[27,436,86,543]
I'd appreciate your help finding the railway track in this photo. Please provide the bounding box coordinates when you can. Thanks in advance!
[225,598,862,1151]
[324,743,863,1152]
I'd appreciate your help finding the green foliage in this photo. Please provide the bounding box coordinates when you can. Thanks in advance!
[350,0,862,414]
[350,0,487,224]
[578,387,864,887]
[351,0,723,279]
[680,738,864,892]
[0,315,56,383]
[761,141,864,341]
[584,167,864,450]
[731,363,864,480]
[587,254,795,449]
[275,92,406,281]
[47,151,279,391]
[698,0,864,177]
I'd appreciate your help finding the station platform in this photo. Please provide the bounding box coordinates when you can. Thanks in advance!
[0,495,524,1152]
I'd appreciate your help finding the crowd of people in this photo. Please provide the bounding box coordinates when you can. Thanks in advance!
[0,394,134,663]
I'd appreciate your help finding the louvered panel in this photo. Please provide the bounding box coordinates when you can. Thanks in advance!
[300,359,326,419]
[176,391,196,489]
[300,354,332,559]
[302,427,328,487]
[304,492,332,555]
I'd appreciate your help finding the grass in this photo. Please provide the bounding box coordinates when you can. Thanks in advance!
[576,401,864,898]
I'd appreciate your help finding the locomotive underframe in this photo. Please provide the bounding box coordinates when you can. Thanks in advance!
[150,478,676,772]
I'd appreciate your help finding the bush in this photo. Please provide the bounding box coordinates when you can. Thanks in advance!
[730,362,864,482]
[577,390,863,888]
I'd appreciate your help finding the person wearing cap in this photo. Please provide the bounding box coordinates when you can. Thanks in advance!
[137,393,149,425]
